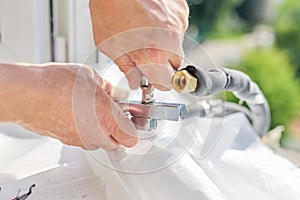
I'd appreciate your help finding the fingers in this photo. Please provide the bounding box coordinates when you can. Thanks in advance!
[72,66,138,150]
[117,101,151,128]
[85,124,122,151]
[124,68,143,90]
[128,49,178,90]
[95,86,139,148]
[99,78,129,100]
[115,49,184,91]
[107,101,139,148]
[114,55,143,90]
[169,50,184,70]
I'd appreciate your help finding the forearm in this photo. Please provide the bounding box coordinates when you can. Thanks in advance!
[0,63,42,122]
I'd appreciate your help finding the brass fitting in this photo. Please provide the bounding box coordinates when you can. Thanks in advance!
[172,70,198,93]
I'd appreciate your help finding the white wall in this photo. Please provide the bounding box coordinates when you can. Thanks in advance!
[0,0,51,63]
[0,0,99,64]
[65,0,97,64]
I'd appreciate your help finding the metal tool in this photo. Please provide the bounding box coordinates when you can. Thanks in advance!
[116,77,187,131]
[140,77,154,104]
[116,65,270,136]
[12,184,36,200]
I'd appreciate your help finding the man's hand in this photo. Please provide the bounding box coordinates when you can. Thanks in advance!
[89,0,189,90]
[0,63,138,150]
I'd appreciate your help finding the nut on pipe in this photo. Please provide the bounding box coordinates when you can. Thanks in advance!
[172,70,198,93]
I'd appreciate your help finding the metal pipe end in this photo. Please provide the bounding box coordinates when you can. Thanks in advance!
[172,70,197,93]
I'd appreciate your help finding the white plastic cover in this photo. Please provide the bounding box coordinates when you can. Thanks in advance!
[87,113,300,200]
[1,113,300,199]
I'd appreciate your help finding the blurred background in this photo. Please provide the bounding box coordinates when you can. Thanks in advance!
[186,0,300,155]
[0,0,299,156]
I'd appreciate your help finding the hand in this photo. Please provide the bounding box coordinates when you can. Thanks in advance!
[89,0,189,90]
[0,63,138,150]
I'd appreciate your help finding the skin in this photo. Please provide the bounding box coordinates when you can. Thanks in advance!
[0,63,137,150]
[89,0,189,90]
[0,1,189,150]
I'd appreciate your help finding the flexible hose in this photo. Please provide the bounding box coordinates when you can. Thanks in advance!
[185,65,271,136]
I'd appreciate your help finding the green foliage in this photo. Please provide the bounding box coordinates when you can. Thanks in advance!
[187,0,273,41]
[228,48,300,131]
[187,0,245,41]
[274,0,300,68]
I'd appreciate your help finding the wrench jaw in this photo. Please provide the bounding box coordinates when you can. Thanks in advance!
[116,100,187,131]
[132,117,158,131]
[117,77,187,131]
